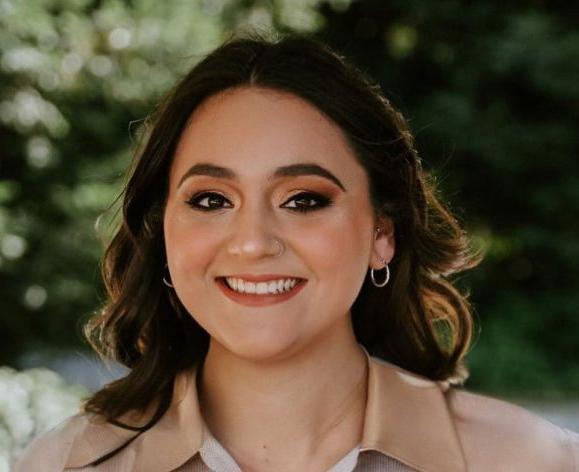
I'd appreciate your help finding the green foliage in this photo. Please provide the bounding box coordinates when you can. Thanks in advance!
[315,1,578,398]
[1,0,577,398]
[0,0,226,361]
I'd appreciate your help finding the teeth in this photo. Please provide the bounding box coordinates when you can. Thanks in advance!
[224,277,299,295]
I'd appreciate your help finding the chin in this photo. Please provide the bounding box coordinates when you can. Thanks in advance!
[216,334,304,363]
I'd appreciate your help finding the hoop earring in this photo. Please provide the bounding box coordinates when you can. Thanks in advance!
[370,258,390,288]
[163,263,174,288]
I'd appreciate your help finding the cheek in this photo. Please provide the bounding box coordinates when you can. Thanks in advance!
[299,206,373,289]
[164,211,220,280]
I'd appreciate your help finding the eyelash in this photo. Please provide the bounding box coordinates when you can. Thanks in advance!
[186,191,333,214]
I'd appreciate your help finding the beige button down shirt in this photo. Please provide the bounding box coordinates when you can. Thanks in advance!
[15,346,579,471]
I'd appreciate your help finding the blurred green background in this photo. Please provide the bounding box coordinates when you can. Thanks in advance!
[1,0,578,401]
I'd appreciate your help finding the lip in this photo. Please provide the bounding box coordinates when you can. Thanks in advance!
[215,277,307,307]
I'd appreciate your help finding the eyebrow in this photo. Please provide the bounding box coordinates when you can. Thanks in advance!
[177,162,347,191]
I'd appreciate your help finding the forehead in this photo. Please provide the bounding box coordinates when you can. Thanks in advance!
[169,86,368,187]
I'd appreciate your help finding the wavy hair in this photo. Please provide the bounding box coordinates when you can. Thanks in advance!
[82,29,482,464]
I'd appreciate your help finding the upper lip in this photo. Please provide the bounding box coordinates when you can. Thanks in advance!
[218,274,306,282]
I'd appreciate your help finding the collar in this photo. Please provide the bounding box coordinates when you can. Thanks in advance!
[65,346,466,471]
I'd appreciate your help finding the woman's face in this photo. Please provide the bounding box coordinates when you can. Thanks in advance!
[163,86,394,361]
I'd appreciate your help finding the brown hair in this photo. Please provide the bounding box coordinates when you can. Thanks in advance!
[82,29,481,464]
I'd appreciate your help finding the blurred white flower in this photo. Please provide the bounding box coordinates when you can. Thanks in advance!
[0,366,88,468]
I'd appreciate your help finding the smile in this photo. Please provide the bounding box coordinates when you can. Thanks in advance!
[215,277,307,307]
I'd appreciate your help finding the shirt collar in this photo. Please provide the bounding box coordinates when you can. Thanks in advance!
[358,345,466,471]
[65,346,466,471]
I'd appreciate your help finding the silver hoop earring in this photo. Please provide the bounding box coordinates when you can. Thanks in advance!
[370,259,390,288]
[371,227,390,288]
[163,263,174,288]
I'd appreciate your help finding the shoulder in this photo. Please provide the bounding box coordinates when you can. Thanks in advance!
[12,413,89,472]
[446,387,579,471]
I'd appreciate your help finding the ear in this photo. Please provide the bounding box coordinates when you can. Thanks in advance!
[370,217,395,269]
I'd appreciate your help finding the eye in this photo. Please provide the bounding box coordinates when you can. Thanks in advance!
[282,192,333,213]
[185,191,333,213]
[186,192,232,211]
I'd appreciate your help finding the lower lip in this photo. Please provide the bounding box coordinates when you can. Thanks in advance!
[216,278,307,307]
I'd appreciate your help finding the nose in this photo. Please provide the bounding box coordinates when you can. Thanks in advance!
[226,203,283,259]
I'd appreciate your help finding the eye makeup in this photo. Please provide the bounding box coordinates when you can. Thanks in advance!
[185,190,334,214]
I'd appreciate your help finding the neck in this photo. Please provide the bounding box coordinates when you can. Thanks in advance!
[197,316,368,471]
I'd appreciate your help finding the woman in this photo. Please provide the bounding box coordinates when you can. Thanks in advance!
[15,31,578,471]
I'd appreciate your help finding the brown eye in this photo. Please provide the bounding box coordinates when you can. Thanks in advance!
[186,192,232,211]
[282,192,333,213]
